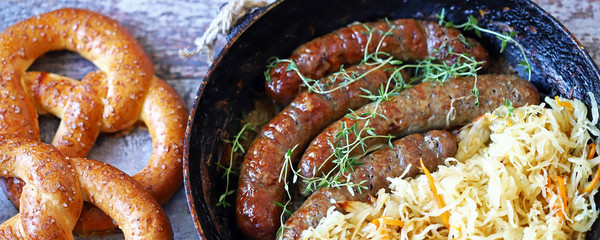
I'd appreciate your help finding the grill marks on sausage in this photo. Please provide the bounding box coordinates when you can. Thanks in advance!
[265,19,489,105]
[236,64,404,239]
[279,130,458,240]
[297,75,540,195]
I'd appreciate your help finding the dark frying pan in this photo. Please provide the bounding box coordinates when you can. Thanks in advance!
[184,0,600,239]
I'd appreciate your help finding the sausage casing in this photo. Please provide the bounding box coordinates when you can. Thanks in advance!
[279,130,457,239]
[297,74,540,193]
[266,19,489,105]
[236,64,405,239]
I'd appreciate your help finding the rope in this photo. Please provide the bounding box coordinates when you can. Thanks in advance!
[179,0,269,62]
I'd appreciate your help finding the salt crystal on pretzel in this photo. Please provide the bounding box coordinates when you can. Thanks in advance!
[0,8,187,235]
[0,135,173,239]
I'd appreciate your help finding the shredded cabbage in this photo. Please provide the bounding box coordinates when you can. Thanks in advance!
[302,96,600,240]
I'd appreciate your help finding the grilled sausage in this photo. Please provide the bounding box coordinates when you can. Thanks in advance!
[279,130,458,239]
[266,19,489,105]
[236,63,406,239]
[297,74,540,194]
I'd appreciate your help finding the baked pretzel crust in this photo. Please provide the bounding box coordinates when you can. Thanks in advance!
[0,8,187,235]
[0,136,173,239]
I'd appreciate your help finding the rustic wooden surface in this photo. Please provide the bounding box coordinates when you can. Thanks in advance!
[0,0,598,239]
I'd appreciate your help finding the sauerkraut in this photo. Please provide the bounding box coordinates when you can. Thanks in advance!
[301,95,600,240]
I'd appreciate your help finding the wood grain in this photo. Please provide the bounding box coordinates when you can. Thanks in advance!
[0,1,224,239]
[535,0,600,66]
[0,0,598,240]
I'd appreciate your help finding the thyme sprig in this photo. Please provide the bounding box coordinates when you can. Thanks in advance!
[302,119,387,195]
[266,20,485,197]
[265,25,403,96]
[436,8,532,81]
[265,57,396,95]
[216,121,258,207]
[322,50,482,193]
[275,145,298,238]
[269,16,494,235]
[495,99,515,120]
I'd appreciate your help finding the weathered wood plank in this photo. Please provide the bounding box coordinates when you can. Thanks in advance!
[0,1,221,239]
[0,1,598,240]
[534,0,600,66]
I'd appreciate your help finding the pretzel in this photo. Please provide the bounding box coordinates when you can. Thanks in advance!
[2,74,187,234]
[0,135,82,239]
[0,135,173,239]
[0,8,187,234]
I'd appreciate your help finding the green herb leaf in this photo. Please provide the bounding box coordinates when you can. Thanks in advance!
[500,39,508,53]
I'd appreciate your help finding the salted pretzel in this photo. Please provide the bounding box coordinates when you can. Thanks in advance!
[0,8,187,234]
[0,135,173,239]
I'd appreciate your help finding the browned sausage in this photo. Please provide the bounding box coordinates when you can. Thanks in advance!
[266,19,489,105]
[279,130,458,239]
[297,74,540,194]
[236,63,407,239]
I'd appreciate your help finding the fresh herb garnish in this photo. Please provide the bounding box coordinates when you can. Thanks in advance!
[267,12,527,235]
[216,121,258,207]
[275,145,298,239]
[265,18,484,198]
[436,8,532,81]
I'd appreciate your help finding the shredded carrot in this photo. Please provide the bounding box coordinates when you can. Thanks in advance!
[546,178,562,218]
[584,165,600,194]
[583,143,600,194]
[588,143,597,159]
[381,217,404,227]
[371,217,404,229]
[556,176,568,218]
[372,218,388,240]
[555,96,574,113]
[371,217,401,239]
[420,158,450,228]
[371,218,381,229]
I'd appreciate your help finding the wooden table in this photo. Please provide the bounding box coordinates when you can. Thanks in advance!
[0,0,598,239]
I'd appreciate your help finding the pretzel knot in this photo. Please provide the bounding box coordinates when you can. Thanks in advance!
[0,136,173,239]
[0,8,187,234]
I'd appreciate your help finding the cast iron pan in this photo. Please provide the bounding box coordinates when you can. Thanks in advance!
[184,0,600,239]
